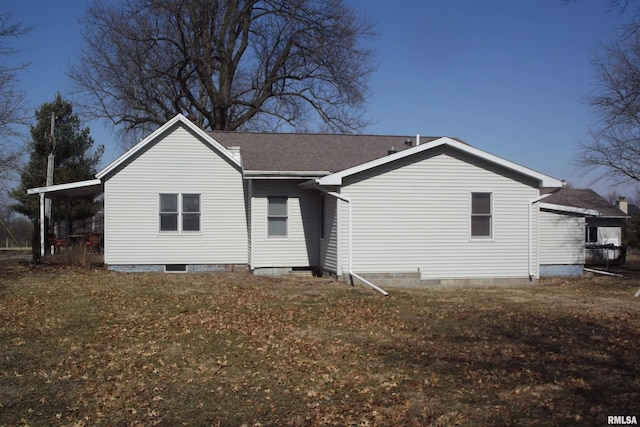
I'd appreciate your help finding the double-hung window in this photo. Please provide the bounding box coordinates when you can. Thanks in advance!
[159,193,200,232]
[471,192,492,238]
[267,196,288,237]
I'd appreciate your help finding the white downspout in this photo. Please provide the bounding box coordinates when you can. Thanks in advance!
[528,193,552,280]
[314,184,389,296]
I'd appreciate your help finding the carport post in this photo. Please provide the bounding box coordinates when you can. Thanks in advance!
[39,192,45,258]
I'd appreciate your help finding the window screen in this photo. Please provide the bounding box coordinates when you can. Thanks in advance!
[160,193,178,231]
[268,196,288,237]
[182,194,200,232]
[471,192,492,238]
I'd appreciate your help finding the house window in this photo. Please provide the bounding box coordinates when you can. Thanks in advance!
[160,193,179,231]
[471,192,492,238]
[586,226,598,243]
[267,196,288,237]
[159,193,200,232]
[320,194,325,239]
[182,194,201,231]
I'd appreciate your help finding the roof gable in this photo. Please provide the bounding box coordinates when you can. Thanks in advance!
[97,114,241,180]
[316,137,563,188]
[96,117,560,188]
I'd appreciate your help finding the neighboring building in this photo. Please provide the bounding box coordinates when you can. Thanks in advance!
[29,114,597,288]
[541,188,628,267]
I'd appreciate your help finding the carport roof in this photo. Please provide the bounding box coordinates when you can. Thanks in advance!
[26,179,103,199]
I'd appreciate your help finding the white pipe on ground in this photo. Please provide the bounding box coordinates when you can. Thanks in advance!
[584,267,623,277]
[314,184,389,296]
[350,272,389,296]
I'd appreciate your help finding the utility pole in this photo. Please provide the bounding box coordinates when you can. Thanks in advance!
[40,113,56,258]
[45,112,55,233]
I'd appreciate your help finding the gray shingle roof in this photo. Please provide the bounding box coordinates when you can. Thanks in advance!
[541,188,627,217]
[208,131,441,173]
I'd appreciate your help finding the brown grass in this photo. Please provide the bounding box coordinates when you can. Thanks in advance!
[1,260,639,426]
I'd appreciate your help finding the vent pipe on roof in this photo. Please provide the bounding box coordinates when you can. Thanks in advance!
[416,134,420,146]
[388,146,397,155]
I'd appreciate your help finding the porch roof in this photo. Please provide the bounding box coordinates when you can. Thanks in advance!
[26,179,103,199]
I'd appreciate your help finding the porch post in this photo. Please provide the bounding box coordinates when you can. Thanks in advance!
[39,192,45,258]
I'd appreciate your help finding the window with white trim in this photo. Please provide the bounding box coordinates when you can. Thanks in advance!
[471,192,492,238]
[267,196,288,237]
[159,193,200,232]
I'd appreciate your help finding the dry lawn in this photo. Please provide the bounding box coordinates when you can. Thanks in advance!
[1,257,639,426]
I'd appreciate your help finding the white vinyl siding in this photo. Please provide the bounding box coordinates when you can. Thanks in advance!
[251,180,319,268]
[539,210,585,265]
[103,124,247,265]
[320,195,338,274]
[338,147,540,280]
[319,194,325,240]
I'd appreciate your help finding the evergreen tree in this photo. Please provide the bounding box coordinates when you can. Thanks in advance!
[10,95,103,246]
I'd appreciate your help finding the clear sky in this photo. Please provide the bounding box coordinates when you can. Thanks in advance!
[6,0,638,197]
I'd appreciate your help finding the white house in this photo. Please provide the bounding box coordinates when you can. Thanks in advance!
[30,114,596,288]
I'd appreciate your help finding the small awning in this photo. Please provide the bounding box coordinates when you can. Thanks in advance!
[27,179,103,199]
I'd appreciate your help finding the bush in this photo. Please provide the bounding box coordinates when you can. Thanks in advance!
[60,244,93,268]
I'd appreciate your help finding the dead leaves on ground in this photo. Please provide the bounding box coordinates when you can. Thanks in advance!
[1,266,639,426]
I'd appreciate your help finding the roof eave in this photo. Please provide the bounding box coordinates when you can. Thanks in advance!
[243,170,330,180]
[539,202,600,216]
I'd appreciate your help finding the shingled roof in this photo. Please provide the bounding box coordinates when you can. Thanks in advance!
[541,188,628,217]
[208,131,440,173]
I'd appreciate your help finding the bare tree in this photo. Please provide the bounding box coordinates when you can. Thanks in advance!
[572,0,640,185]
[70,0,377,147]
[0,13,30,191]
[577,28,640,185]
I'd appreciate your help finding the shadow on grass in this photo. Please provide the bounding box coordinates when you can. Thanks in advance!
[379,307,640,425]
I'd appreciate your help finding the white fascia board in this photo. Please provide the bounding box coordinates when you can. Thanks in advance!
[243,170,330,179]
[27,179,102,195]
[539,202,600,216]
[97,114,241,179]
[317,137,563,188]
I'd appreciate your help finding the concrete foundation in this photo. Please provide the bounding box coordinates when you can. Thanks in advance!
[107,264,249,273]
[539,264,584,277]
[352,272,537,289]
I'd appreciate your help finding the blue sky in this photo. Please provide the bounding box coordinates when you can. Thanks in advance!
[7,1,638,197]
